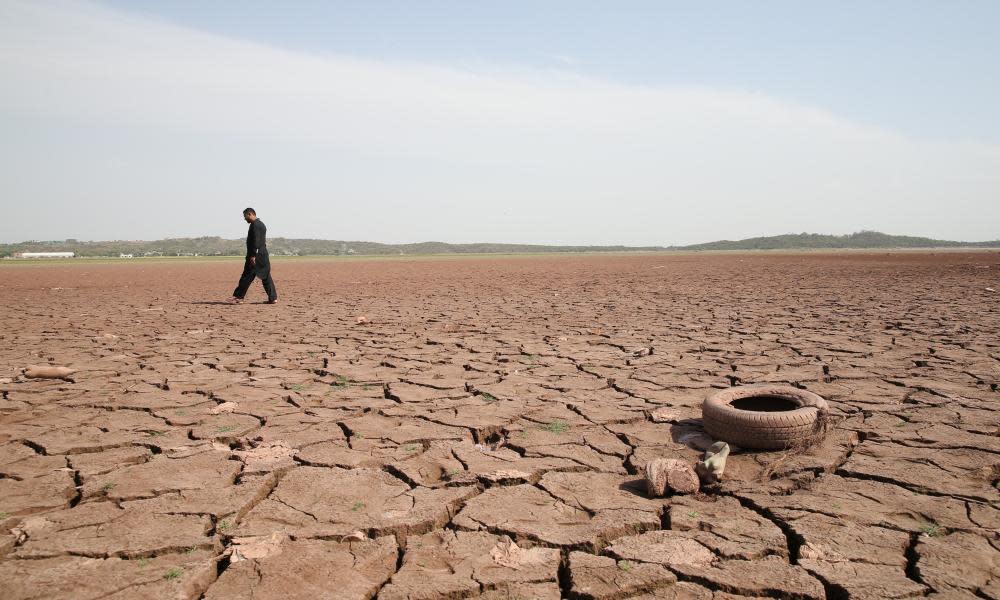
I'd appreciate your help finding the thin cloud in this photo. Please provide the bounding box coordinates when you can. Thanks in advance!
[0,0,997,244]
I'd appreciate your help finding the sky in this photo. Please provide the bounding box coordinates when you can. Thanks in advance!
[1,1,998,245]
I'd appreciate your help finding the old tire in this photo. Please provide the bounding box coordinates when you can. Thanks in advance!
[702,385,829,450]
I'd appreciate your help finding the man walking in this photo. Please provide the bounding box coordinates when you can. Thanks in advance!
[228,208,278,304]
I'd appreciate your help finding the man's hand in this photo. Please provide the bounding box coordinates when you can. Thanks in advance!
[249,256,256,267]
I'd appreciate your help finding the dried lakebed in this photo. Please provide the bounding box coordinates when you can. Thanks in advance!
[1,252,998,599]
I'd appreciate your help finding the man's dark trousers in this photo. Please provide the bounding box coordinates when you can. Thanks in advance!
[233,253,277,302]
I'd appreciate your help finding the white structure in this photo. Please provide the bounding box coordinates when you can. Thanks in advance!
[119,253,134,259]
[17,252,75,259]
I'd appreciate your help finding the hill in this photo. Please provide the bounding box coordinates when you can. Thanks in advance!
[670,231,1000,251]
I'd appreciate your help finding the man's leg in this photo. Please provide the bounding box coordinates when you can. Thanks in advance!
[232,259,255,299]
[260,272,278,303]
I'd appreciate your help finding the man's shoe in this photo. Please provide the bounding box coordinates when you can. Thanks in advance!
[226,297,244,304]
[266,299,278,305]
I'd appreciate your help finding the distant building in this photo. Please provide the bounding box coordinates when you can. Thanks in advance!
[119,253,134,259]
[16,252,75,259]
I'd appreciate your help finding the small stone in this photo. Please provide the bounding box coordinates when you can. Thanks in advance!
[23,365,76,379]
[340,531,367,543]
[211,401,239,414]
[228,532,286,563]
[649,407,678,423]
[645,458,699,496]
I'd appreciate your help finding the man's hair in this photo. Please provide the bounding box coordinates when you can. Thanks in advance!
[243,208,256,216]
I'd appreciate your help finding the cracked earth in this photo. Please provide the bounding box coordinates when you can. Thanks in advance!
[1,252,998,599]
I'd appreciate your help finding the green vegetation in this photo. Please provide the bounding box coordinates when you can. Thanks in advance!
[217,520,231,532]
[290,383,306,392]
[101,482,116,492]
[919,522,943,537]
[0,511,9,520]
[163,567,183,581]
[351,501,365,511]
[542,420,569,434]
[216,425,234,433]
[137,558,149,568]
[402,443,421,453]
[617,560,633,572]
[480,392,497,403]
[1,231,996,259]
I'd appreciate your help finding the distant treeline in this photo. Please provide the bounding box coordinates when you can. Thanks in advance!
[0,237,666,257]
[2,231,997,258]
[668,231,1000,251]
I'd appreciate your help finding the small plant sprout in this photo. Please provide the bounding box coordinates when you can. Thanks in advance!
[402,443,421,453]
[687,511,700,518]
[217,425,234,433]
[147,430,164,437]
[542,420,568,434]
[217,520,231,532]
[290,383,306,392]
[332,375,349,388]
[617,560,633,572]
[137,558,149,568]
[101,482,116,492]
[351,501,365,511]
[163,567,183,580]
[919,522,943,537]
[0,512,9,520]
[481,392,497,403]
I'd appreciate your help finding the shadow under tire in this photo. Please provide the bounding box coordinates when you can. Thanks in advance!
[701,384,829,450]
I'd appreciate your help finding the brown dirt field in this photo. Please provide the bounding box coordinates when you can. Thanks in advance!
[1,251,999,599]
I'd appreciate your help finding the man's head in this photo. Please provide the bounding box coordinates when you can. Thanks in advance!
[243,208,257,223]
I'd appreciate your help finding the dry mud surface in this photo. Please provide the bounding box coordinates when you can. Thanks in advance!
[1,252,999,599]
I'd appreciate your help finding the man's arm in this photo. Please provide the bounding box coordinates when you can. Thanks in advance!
[253,221,265,255]
[249,221,264,264]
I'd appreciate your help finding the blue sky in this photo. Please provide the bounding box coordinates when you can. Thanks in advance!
[103,0,1000,143]
[1,1,997,244]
